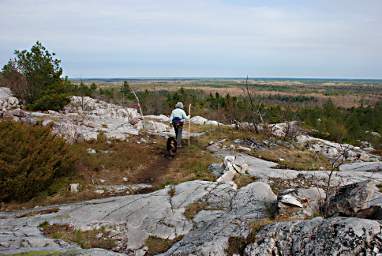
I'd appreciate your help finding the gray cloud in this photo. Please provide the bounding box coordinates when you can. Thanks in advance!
[0,0,381,78]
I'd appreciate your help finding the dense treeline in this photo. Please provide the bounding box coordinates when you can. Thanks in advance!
[97,86,382,149]
[299,100,382,146]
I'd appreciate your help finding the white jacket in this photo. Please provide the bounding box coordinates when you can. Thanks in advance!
[170,108,189,123]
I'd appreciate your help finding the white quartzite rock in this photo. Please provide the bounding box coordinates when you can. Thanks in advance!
[0,87,19,111]
[190,116,208,125]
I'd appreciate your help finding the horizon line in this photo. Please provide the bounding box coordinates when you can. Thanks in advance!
[68,76,382,81]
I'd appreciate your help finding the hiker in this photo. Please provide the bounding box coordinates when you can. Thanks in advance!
[170,102,189,147]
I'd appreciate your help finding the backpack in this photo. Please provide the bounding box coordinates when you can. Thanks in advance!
[172,117,183,127]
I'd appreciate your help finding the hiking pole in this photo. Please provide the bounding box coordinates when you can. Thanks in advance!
[188,104,191,146]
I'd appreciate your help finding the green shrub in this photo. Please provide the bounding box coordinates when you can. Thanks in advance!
[1,41,73,111]
[28,93,70,111]
[0,121,75,202]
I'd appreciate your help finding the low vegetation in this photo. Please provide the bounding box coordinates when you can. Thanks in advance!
[251,146,331,171]
[377,183,382,193]
[0,121,75,202]
[234,175,257,189]
[144,235,183,255]
[39,222,116,250]
[247,218,275,242]
[184,201,209,220]
[226,218,275,255]
[0,123,218,210]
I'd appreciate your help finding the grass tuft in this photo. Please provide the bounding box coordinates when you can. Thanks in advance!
[184,201,209,220]
[40,223,116,250]
[233,175,257,189]
[144,235,183,255]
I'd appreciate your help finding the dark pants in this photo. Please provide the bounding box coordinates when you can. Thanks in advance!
[173,123,183,147]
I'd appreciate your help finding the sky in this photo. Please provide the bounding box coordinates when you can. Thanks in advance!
[0,0,381,79]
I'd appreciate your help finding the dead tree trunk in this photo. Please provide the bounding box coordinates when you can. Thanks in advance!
[323,145,350,216]
[243,75,264,133]
[130,87,145,128]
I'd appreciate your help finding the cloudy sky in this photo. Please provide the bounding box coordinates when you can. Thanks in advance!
[0,0,381,78]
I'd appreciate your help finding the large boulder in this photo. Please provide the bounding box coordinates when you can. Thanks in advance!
[190,116,208,125]
[269,121,300,138]
[326,181,380,217]
[205,120,221,126]
[143,120,170,134]
[244,217,382,256]
[0,87,19,111]
[277,187,325,219]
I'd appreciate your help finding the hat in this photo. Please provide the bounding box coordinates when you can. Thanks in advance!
[175,102,184,109]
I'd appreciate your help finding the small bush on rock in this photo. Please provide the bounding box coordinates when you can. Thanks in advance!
[0,121,75,202]
[1,41,71,110]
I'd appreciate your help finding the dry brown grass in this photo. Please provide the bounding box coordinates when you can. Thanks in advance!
[184,201,209,220]
[251,146,331,171]
[226,236,247,256]
[144,235,183,255]
[225,218,275,255]
[195,125,268,146]
[2,132,218,210]
[234,175,257,189]
[130,83,382,108]
[16,208,59,218]
[39,222,116,250]
[247,218,275,242]
[377,183,382,193]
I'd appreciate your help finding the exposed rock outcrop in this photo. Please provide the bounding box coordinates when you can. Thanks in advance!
[160,182,277,256]
[244,217,382,256]
[296,134,380,162]
[339,161,382,172]
[326,181,382,218]
[0,181,277,255]
[0,90,209,142]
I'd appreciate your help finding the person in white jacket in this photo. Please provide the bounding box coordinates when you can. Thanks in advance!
[169,102,189,147]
